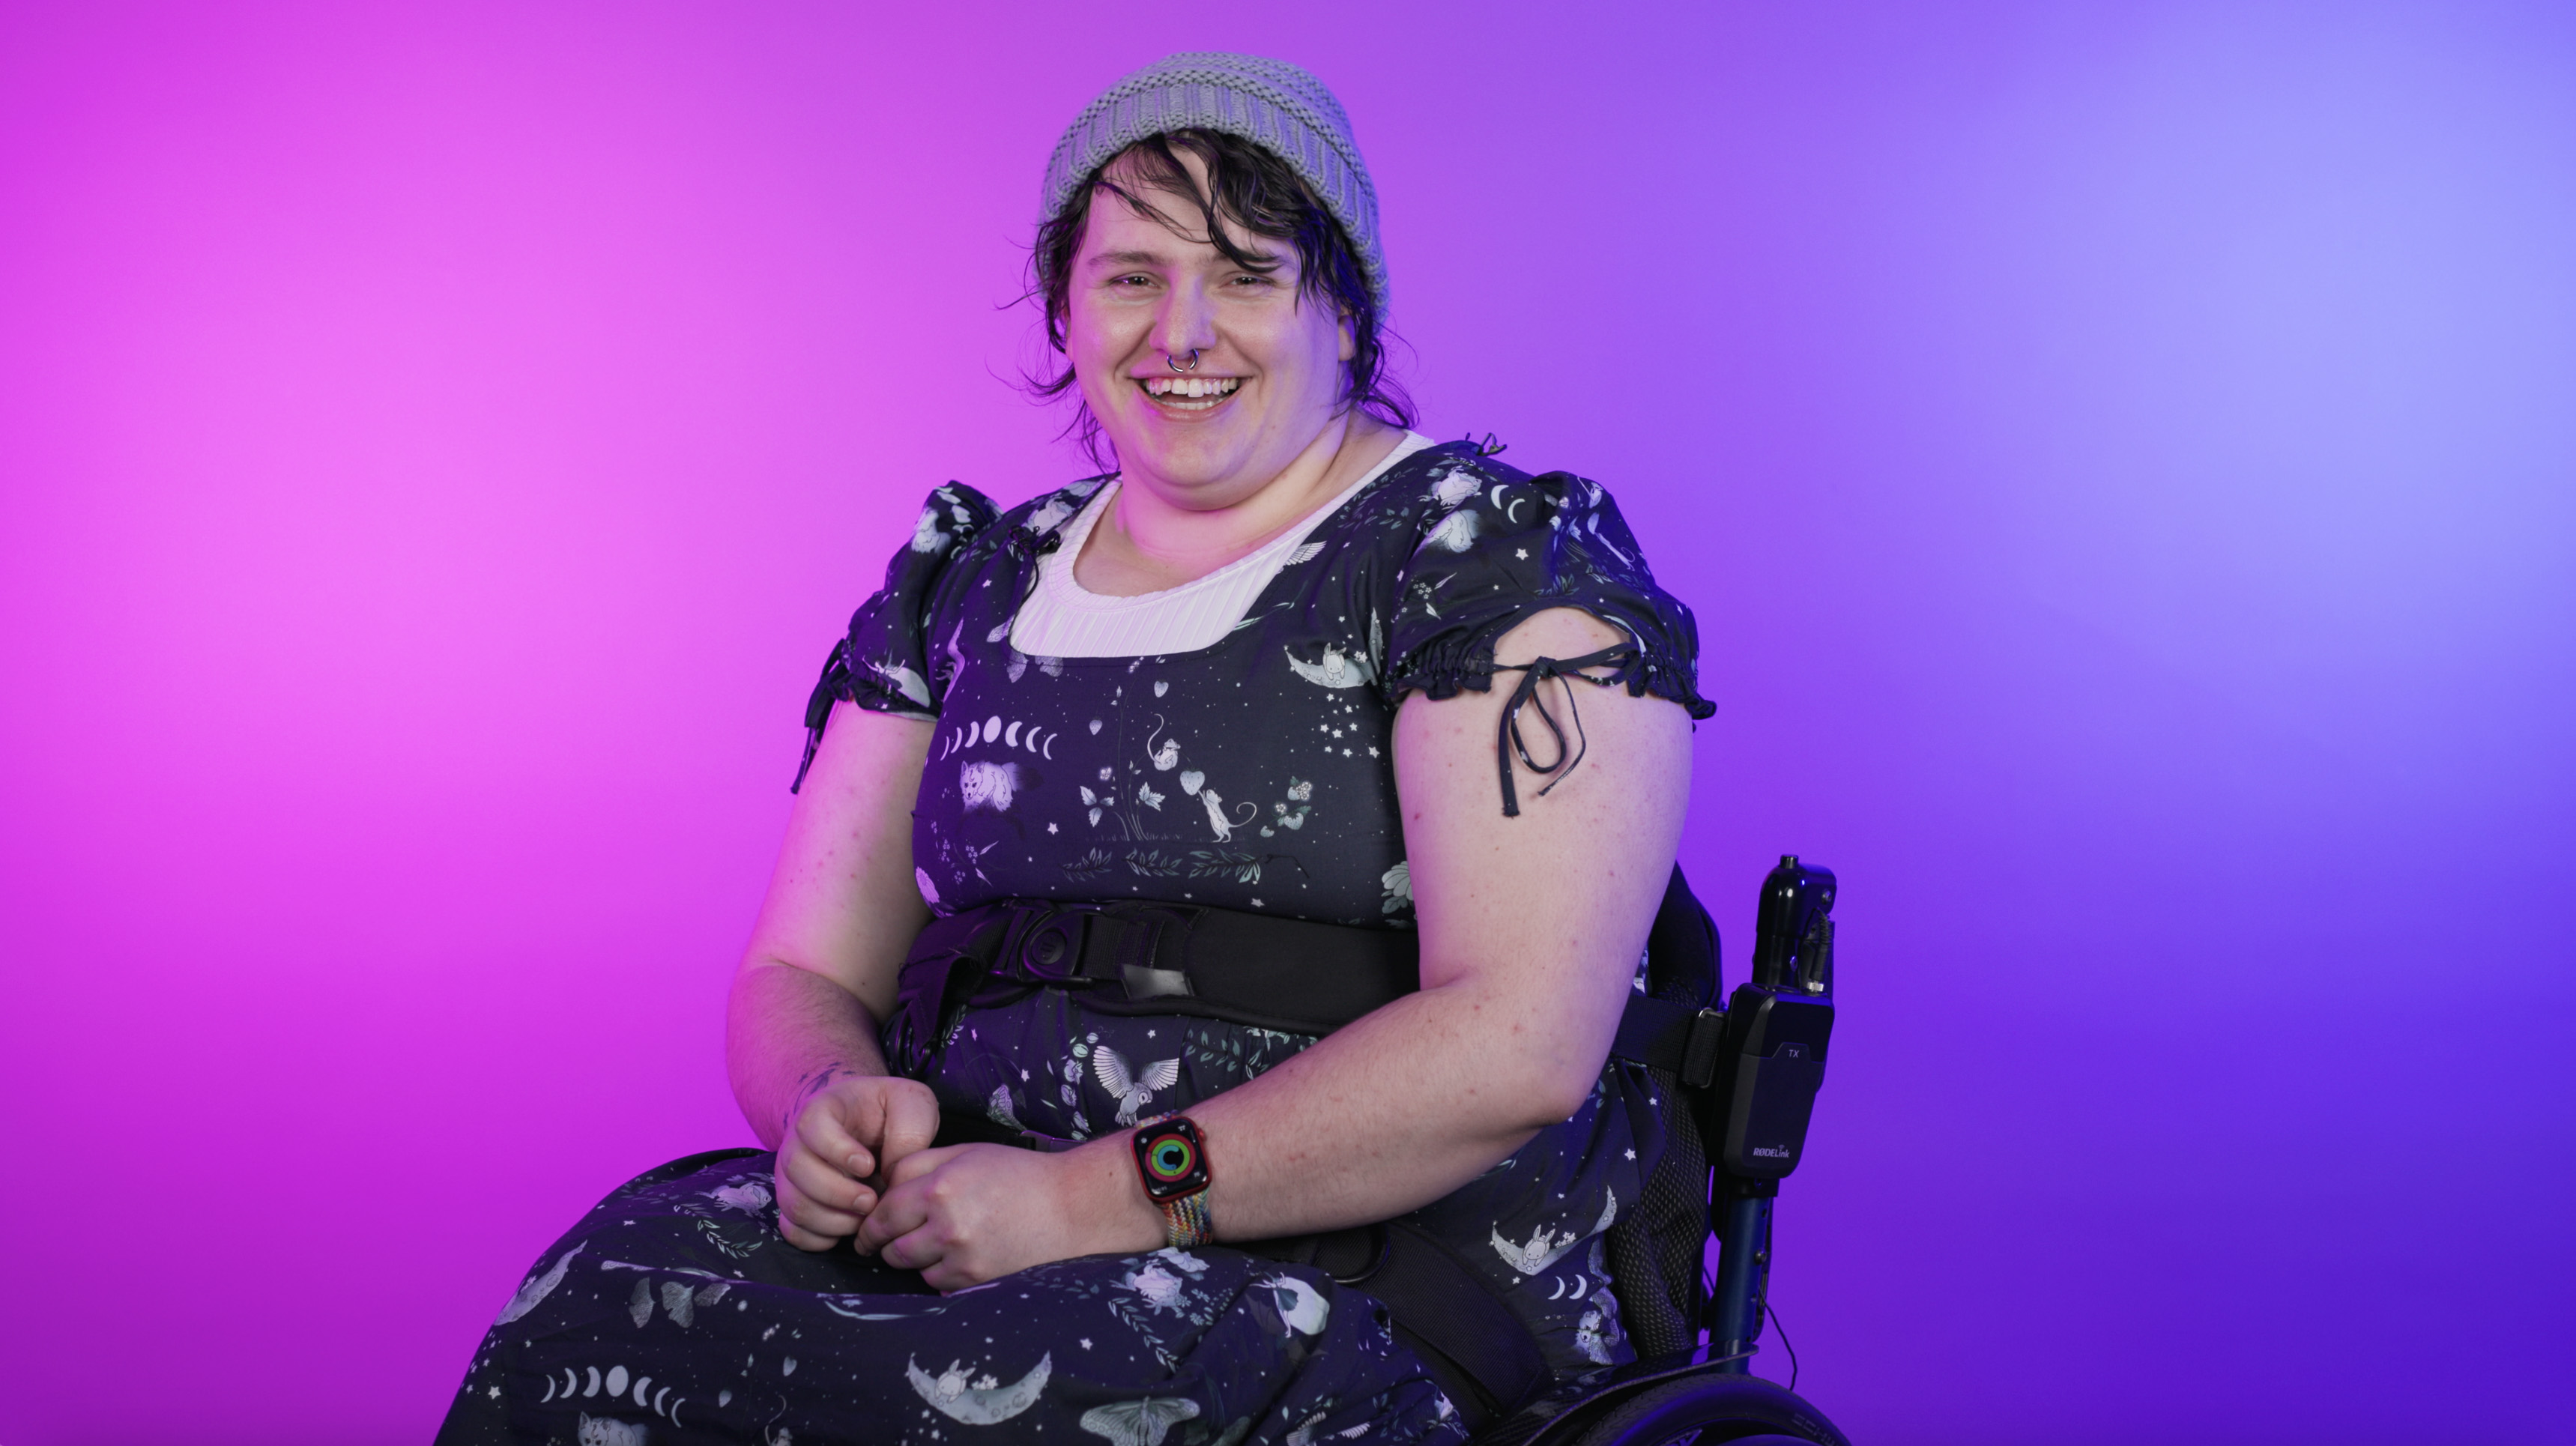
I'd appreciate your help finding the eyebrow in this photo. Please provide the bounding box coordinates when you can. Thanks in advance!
[1086,249,1172,268]
[1083,243,1289,272]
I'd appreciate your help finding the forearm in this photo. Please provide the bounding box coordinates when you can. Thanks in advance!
[1197,978,1593,1236]
[727,961,900,1152]
[730,702,934,1152]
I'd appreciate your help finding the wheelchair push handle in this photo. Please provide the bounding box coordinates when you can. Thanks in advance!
[1751,854,1836,996]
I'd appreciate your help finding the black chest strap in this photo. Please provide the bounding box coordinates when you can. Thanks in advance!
[890,892,1724,1083]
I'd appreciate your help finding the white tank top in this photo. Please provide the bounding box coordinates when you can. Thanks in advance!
[1009,432,1436,659]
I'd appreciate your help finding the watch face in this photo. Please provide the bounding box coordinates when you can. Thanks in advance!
[1133,1118,1210,1204]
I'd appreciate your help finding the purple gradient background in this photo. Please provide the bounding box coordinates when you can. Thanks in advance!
[3,3,2570,1442]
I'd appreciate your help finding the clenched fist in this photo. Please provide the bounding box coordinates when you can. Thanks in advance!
[772,1068,940,1251]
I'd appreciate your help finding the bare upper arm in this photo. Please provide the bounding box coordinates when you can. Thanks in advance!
[1392,607,1694,1111]
[740,700,935,1020]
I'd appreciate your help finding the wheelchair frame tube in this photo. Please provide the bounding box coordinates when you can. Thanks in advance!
[1706,1182,1774,1373]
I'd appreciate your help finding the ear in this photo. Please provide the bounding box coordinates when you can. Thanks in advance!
[1337,310,1358,364]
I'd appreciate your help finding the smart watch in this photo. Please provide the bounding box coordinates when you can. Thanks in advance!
[1131,1115,1214,1247]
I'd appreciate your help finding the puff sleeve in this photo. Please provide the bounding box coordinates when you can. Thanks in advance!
[791,482,1000,791]
[1380,456,1712,811]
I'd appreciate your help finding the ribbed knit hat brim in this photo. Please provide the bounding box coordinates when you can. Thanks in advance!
[1041,52,1388,311]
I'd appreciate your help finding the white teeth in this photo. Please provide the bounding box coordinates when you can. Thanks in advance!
[1143,377,1239,404]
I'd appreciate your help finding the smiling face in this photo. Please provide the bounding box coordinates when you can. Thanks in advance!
[1065,148,1357,509]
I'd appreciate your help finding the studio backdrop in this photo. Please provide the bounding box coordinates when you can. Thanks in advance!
[1,3,2569,1443]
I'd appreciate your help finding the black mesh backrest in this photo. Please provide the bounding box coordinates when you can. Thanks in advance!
[1603,865,1720,1359]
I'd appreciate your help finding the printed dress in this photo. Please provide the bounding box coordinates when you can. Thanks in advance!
[437,441,1714,1445]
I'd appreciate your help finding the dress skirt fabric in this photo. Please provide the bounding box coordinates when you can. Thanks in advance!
[435,1149,1467,1446]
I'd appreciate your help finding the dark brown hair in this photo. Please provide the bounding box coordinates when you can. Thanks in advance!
[1028,127,1412,468]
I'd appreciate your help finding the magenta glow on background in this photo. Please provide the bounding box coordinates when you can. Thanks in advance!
[2,3,2569,1442]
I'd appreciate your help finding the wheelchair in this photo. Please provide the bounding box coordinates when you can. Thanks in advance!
[1469,855,1850,1446]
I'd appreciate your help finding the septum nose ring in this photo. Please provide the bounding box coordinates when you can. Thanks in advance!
[1167,349,1202,373]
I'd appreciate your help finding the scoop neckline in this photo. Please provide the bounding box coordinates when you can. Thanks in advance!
[1012,435,1458,670]
[1042,431,1437,613]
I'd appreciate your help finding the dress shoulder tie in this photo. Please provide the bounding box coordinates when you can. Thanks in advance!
[1491,644,1637,817]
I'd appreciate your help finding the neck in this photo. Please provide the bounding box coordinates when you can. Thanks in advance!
[1080,412,1400,598]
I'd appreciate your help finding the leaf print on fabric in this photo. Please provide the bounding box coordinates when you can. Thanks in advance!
[1381,860,1412,916]
[907,1353,1052,1424]
[1063,848,1115,883]
[1092,1046,1180,1126]
[1186,850,1263,883]
[1137,781,1165,811]
[495,1242,582,1325]
[1080,1397,1200,1446]
[1126,850,1185,878]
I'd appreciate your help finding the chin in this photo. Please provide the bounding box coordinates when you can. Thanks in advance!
[1113,421,1250,487]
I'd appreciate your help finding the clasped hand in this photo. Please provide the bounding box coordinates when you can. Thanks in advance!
[775,1073,1133,1290]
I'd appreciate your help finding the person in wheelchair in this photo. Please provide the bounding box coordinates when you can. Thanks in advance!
[439,52,1753,1445]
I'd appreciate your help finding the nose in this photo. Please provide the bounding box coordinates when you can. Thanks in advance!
[1152,279,1218,367]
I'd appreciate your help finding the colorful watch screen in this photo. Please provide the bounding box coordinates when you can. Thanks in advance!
[1132,1117,1211,1204]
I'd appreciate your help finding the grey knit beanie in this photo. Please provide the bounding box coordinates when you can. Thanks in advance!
[1041,52,1388,309]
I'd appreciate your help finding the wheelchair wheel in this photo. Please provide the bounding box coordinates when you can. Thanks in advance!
[1554,1372,1851,1446]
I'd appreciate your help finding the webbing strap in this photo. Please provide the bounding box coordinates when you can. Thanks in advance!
[904,894,1720,1078]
